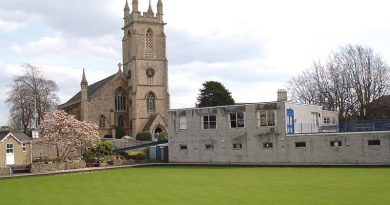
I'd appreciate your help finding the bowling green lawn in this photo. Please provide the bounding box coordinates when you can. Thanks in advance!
[1,166,389,205]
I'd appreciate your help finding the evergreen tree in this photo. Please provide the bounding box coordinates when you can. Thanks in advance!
[196,81,235,108]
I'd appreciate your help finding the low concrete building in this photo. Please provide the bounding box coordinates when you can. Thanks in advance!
[168,96,390,165]
[0,132,32,168]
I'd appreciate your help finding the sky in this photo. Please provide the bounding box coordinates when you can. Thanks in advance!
[0,0,390,125]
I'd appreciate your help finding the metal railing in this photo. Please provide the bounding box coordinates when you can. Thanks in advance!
[293,123,338,134]
[339,119,390,132]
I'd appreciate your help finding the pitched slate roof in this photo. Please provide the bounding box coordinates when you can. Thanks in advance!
[143,114,158,131]
[60,74,116,108]
[0,132,32,142]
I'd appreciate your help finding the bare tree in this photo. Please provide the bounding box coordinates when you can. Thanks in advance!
[288,45,390,120]
[6,64,59,134]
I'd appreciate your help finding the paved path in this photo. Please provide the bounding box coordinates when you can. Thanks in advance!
[0,163,163,179]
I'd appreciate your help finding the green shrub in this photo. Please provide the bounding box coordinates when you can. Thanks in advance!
[82,151,96,159]
[94,141,115,159]
[136,131,152,141]
[158,132,168,142]
[124,150,148,160]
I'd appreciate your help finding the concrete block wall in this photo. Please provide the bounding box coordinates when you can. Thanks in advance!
[168,103,390,165]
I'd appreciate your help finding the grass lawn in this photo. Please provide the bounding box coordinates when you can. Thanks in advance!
[1,167,390,205]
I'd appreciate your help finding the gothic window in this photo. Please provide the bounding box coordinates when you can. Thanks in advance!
[145,29,153,57]
[117,116,124,128]
[146,92,156,112]
[99,115,106,128]
[115,88,126,111]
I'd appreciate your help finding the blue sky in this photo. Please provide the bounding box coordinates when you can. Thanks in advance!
[1,0,390,125]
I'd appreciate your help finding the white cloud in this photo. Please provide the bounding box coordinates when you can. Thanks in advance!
[10,35,65,54]
[0,19,21,33]
[169,59,289,109]
[9,34,120,60]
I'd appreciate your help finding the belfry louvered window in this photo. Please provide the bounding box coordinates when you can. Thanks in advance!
[145,29,153,57]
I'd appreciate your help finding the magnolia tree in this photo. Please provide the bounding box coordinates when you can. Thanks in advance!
[38,110,100,161]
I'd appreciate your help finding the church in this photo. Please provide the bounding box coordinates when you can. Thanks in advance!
[60,0,170,139]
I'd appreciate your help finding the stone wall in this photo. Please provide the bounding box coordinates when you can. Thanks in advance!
[0,167,11,176]
[31,161,86,173]
[32,141,82,161]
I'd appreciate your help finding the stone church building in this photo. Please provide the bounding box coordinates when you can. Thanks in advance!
[60,0,170,139]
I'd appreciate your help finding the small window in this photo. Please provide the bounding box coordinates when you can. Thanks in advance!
[330,141,342,147]
[258,110,276,127]
[6,144,13,153]
[99,115,106,128]
[233,143,243,149]
[22,143,27,152]
[202,115,217,130]
[179,115,187,130]
[230,112,245,128]
[295,142,306,148]
[323,117,331,124]
[180,145,188,150]
[368,140,380,146]
[263,142,273,148]
[205,144,214,150]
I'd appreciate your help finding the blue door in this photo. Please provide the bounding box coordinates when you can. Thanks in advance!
[156,146,161,161]
[287,109,294,134]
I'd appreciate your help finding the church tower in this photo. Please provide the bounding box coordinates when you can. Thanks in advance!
[122,0,170,138]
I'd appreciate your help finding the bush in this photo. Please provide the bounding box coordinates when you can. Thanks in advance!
[158,132,168,142]
[94,141,115,158]
[124,150,148,160]
[136,131,152,141]
[82,141,115,160]
[82,151,96,159]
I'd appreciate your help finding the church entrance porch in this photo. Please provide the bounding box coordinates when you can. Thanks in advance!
[154,127,163,140]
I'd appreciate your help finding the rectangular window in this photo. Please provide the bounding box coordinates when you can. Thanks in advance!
[179,116,187,130]
[205,144,214,150]
[232,143,243,149]
[6,144,14,153]
[180,145,188,150]
[230,112,245,128]
[263,142,273,148]
[22,143,27,152]
[330,141,342,147]
[295,142,306,148]
[323,117,330,124]
[202,115,217,129]
[258,110,276,127]
[368,140,380,146]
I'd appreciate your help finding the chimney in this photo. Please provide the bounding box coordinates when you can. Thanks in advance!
[277,89,288,101]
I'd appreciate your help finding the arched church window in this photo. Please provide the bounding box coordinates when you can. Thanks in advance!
[117,116,124,128]
[115,88,126,111]
[147,92,156,112]
[145,29,153,57]
[99,115,106,128]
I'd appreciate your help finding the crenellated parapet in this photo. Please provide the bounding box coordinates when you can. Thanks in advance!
[123,0,164,27]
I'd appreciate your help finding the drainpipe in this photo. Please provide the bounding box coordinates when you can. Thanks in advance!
[30,141,33,164]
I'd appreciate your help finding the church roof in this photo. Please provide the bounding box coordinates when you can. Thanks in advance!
[143,114,158,131]
[60,74,116,108]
